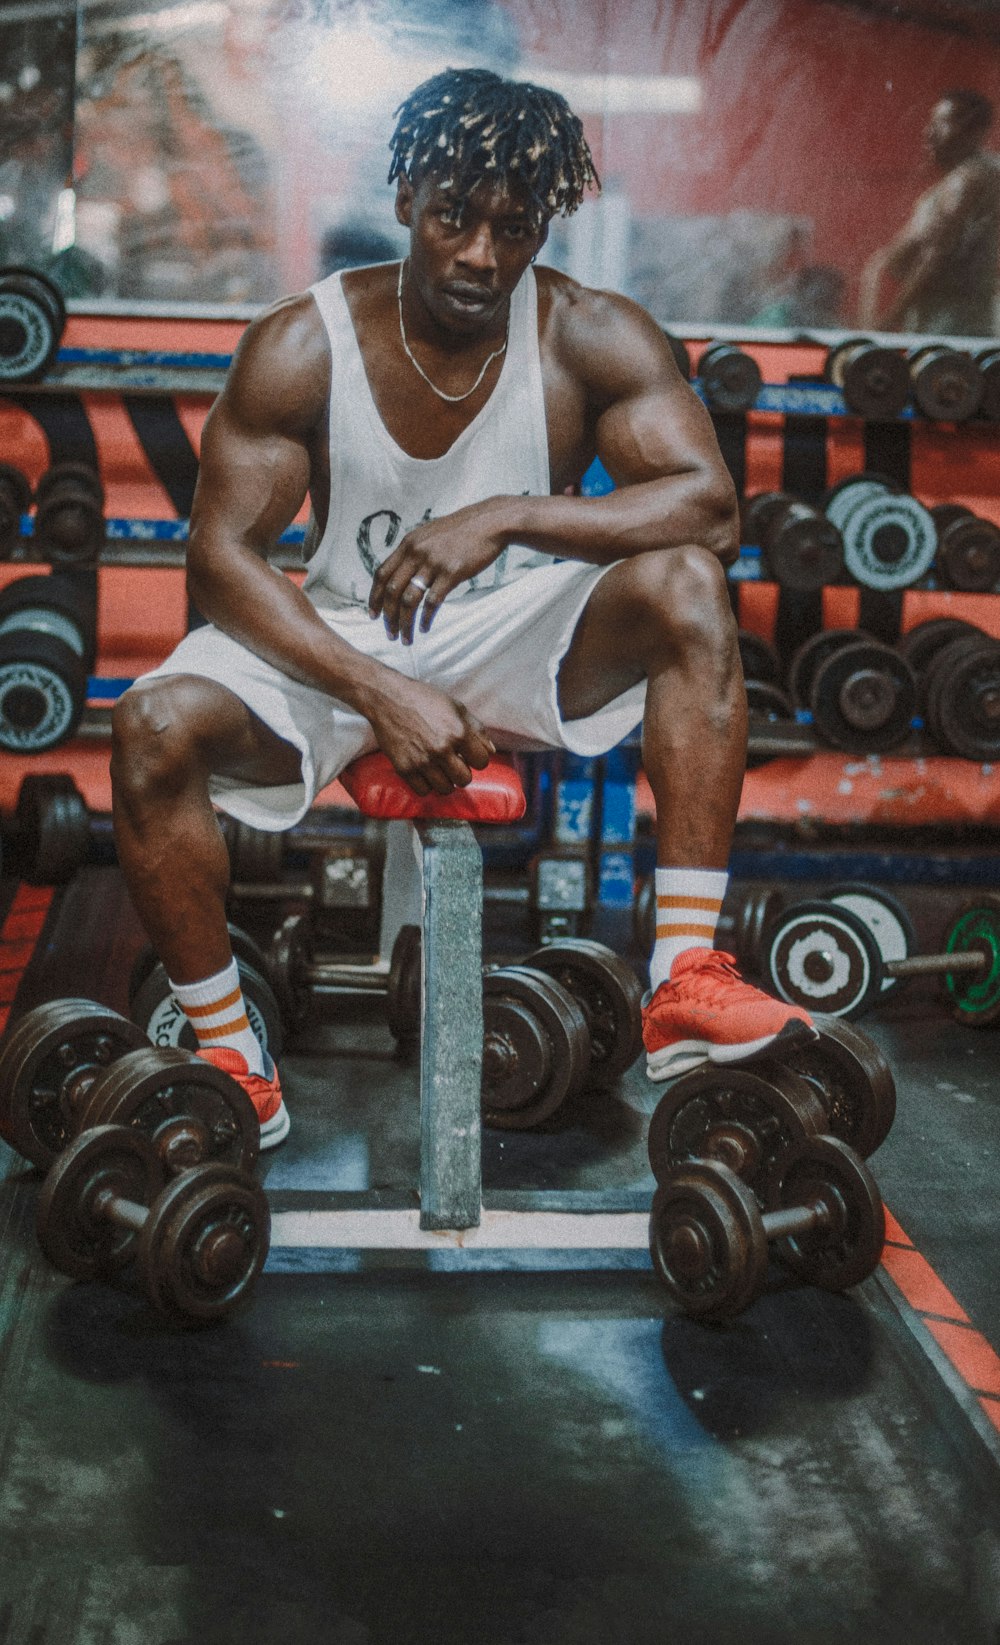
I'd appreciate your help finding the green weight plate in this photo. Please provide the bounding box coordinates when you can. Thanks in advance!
[941,894,1000,1026]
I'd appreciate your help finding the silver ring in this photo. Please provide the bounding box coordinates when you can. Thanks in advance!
[409,575,429,592]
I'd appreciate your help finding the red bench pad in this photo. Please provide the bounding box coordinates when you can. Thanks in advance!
[339,752,527,822]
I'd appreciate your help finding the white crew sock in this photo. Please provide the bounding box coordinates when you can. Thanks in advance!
[169,958,265,1075]
[649,866,729,994]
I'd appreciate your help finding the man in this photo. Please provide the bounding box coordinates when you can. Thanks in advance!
[860,89,1000,336]
[110,67,815,1149]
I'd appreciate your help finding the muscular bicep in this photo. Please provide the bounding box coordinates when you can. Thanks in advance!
[189,296,327,568]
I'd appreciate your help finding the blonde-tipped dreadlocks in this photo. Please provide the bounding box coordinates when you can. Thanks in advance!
[388,67,600,223]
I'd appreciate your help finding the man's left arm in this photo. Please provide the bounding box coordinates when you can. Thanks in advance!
[369,290,738,639]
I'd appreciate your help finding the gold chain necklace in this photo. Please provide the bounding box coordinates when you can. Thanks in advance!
[397,260,509,404]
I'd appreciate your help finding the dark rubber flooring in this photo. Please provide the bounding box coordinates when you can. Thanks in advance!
[0,866,998,1645]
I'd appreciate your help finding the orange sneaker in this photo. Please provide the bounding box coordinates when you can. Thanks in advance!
[197,1046,290,1149]
[642,948,817,1081]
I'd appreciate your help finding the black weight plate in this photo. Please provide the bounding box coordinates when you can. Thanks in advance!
[770,1134,885,1291]
[768,1015,897,1158]
[810,640,916,753]
[909,346,983,421]
[827,883,915,997]
[34,461,103,510]
[649,1159,768,1321]
[699,343,762,413]
[137,1162,270,1326]
[898,617,986,708]
[481,965,590,1129]
[737,629,782,686]
[827,340,910,419]
[764,900,884,1019]
[264,912,313,1033]
[787,628,867,710]
[0,266,65,382]
[386,923,421,1044]
[15,771,90,883]
[130,958,283,1059]
[226,819,285,883]
[0,629,87,752]
[646,1063,825,1200]
[940,893,1000,1027]
[936,516,1000,593]
[762,507,844,592]
[663,330,691,380]
[80,1044,259,1175]
[0,997,148,1169]
[925,635,1000,760]
[525,937,643,1084]
[740,492,792,548]
[36,1123,164,1281]
[734,886,785,976]
[745,680,796,768]
[0,571,95,669]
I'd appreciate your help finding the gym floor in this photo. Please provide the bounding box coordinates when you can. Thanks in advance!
[0,862,998,1645]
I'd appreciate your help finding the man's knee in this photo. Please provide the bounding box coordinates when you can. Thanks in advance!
[623,545,734,653]
[111,676,216,797]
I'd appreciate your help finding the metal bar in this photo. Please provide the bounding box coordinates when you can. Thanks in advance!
[417,820,484,1232]
[269,1207,651,1249]
[887,951,986,978]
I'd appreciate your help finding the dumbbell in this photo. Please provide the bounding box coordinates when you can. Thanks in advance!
[648,1135,885,1321]
[632,880,784,979]
[897,616,989,710]
[922,630,1000,760]
[824,337,910,419]
[33,462,105,565]
[0,997,263,1175]
[0,574,95,753]
[785,626,916,753]
[741,491,844,590]
[698,343,762,412]
[824,475,937,591]
[762,890,1000,1024]
[908,344,983,422]
[0,463,31,557]
[926,503,1000,593]
[0,265,66,383]
[648,1013,896,1185]
[36,1124,269,1326]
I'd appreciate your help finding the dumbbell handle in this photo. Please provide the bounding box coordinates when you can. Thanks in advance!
[885,950,986,979]
[92,1186,146,1233]
[761,1196,831,1241]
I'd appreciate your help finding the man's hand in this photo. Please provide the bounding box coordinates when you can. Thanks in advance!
[368,496,515,644]
[367,674,496,796]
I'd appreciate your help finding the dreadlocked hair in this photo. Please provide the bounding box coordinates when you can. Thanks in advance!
[388,67,600,222]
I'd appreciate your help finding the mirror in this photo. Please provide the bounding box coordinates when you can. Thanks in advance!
[3,0,1000,343]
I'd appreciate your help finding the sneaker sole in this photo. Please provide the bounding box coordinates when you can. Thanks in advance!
[259,1100,290,1150]
[645,1017,819,1083]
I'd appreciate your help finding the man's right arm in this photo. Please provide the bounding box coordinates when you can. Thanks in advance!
[186,296,494,795]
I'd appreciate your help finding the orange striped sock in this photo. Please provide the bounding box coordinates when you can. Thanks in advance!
[169,958,265,1075]
[650,867,728,993]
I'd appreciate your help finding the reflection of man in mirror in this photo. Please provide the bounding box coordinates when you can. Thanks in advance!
[861,89,1000,335]
[111,68,816,1145]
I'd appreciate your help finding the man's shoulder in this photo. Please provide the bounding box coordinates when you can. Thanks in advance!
[225,293,330,433]
[537,267,664,363]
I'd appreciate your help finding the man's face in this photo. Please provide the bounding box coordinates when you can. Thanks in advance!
[924,98,977,167]
[395,174,548,334]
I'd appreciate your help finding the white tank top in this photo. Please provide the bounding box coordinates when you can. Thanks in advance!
[302,265,551,608]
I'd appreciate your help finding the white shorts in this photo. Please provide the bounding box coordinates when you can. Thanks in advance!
[139,558,645,830]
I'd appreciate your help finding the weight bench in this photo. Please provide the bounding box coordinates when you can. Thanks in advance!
[267,750,650,1257]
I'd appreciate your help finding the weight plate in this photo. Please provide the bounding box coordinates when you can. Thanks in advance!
[810,640,917,752]
[746,680,796,768]
[824,476,894,532]
[646,1063,825,1200]
[137,1162,270,1326]
[0,266,65,382]
[0,630,87,752]
[840,493,937,590]
[741,492,792,548]
[770,1015,897,1158]
[770,1134,885,1291]
[737,629,782,686]
[0,463,31,557]
[0,998,148,1169]
[761,506,845,592]
[130,958,284,1059]
[898,617,986,708]
[0,571,95,669]
[649,1159,768,1321]
[787,628,869,710]
[827,883,915,997]
[226,819,285,884]
[940,893,1000,1026]
[633,874,654,956]
[764,900,884,1018]
[663,330,691,380]
[481,965,590,1129]
[826,340,910,419]
[16,771,90,883]
[36,1123,164,1281]
[525,937,643,1084]
[80,1044,259,1175]
[386,923,422,1044]
[925,635,1000,760]
[699,343,762,413]
[34,461,103,511]
[936,516,1000,593]
[734,887,785,977]
[908,346,983,422]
